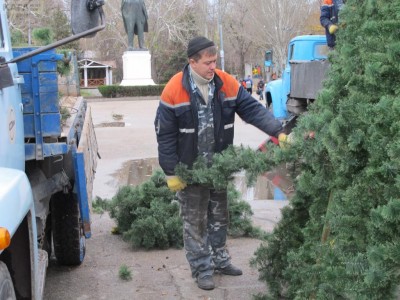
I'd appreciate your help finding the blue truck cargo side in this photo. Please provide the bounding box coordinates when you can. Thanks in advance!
[12,47,63,160]
[24,143,68,161]
[20,72,59,114]
[12,48,61,72]
[74,152,91,238]
[23,114,61,138]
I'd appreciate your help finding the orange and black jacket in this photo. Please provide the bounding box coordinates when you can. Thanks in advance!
[154,64,283,176]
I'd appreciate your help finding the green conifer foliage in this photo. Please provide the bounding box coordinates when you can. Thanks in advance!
[251,0,400,298]
[109,164,270,250]
[109,170,182,249]
[175,145,291,189]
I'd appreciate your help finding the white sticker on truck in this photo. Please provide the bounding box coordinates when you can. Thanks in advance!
[8,107,16,143]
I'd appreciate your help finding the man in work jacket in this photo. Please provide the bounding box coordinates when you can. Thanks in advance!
[320,0,346,49]
[154,36,287,291]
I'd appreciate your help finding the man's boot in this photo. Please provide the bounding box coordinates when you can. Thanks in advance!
[197,275,215,290]
[216,264,243,276]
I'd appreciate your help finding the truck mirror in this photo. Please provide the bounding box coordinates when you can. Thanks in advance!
[71,0,105,37]
[0,57,13,89]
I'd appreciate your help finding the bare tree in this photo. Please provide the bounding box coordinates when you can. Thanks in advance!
[6,0,322,83]
[218,0,256,78]
[6,0,70,43]
[146,0,199,48]
[249,0,319,75]
[72,0,209,82]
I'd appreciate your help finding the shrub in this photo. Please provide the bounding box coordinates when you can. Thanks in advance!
[98,84,165,98]
[118,264,132,281]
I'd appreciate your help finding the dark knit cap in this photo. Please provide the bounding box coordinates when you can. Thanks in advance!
[187,36,215,57]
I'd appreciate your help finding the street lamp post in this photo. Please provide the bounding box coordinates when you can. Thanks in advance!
[218,0,224,71]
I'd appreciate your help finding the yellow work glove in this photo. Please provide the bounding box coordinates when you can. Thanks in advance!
[329,24,339,34]
[278,133,290,149]
[166,176,187,192]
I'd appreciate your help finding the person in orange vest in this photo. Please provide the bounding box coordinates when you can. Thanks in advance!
[155,36,288,291]
[320,0,346,49]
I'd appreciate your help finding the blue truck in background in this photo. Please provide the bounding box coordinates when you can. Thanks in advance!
[0,0,105,299]
[265,35,330,127]
[257,35,330,197]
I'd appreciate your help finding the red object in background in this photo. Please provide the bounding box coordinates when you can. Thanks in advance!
[257,136,279,152]
[257,136,296,198]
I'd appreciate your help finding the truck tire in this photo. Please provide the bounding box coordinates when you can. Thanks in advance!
[51,191,85,266]
[0,262,16,300]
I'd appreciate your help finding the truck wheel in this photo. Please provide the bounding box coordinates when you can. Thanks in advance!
[0,262,16,300]
[51,191,85,266]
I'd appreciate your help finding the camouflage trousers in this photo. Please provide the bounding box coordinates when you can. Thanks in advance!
[177,184,231,279]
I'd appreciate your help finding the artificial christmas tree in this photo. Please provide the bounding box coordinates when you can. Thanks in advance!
[251,0,400,298]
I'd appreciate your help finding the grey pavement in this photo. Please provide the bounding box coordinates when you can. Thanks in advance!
[43,95,289,300]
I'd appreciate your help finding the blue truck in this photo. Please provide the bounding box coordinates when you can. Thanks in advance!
[265,35,330,127]
[0,1,105,299]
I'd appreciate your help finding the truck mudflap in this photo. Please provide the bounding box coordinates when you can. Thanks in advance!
[73,105,98,238]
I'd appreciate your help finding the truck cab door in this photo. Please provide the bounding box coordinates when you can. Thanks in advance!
[282,43,294,103]
[0,6,25,171]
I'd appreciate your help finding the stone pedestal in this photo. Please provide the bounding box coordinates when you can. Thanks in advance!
[120,50,155,86]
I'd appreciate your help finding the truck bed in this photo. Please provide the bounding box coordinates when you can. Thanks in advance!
[60,95,81,137]
[59,95,98,235]
[290,59,330,99]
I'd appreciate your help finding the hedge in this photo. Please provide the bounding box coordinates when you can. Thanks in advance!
[98,84,165,98]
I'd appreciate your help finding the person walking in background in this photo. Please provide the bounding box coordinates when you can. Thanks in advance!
[154,36,288,291]
[245,75,253,94]
[320,0,346,50]
[257,78,265,101]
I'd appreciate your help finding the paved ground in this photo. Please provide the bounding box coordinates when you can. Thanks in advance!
[43,96,289,300]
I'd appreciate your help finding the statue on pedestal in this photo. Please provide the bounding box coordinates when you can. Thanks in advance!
[121,0,148,51]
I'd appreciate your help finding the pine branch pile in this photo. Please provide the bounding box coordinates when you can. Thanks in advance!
[106,145,286,249]
[251,1,400,299]
[109,170,182,249]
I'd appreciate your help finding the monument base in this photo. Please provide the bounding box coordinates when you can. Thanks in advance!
[120,50,155,86]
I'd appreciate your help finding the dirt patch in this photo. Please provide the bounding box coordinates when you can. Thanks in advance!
[59,96,78,108]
